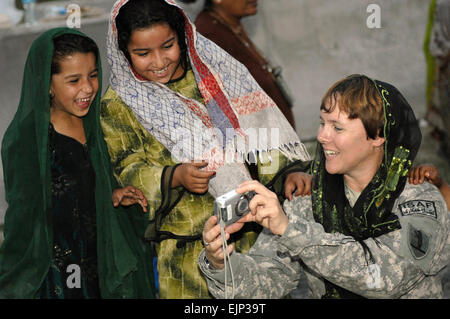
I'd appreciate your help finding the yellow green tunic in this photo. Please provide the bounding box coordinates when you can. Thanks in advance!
[100,70,299,298]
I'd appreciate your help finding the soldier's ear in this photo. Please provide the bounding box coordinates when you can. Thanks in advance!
[372,135,385,148]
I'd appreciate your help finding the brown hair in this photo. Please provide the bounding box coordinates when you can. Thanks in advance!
[321,74,384,140]
[51,33,98,75]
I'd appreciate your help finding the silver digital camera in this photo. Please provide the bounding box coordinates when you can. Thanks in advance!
[214,190,256,226]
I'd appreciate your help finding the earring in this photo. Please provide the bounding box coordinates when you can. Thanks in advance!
[49,91,54,99]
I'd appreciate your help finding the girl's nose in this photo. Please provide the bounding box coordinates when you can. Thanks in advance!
[152,51,165,69]
[82,77,96,94]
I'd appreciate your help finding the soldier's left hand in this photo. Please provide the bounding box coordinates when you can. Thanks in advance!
[202,215,243,270]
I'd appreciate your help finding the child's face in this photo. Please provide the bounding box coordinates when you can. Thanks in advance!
[127,23,184,84]
[50,52,99,120]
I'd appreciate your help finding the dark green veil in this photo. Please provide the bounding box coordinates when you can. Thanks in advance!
[310,75,422,298]
[0,27,155,298]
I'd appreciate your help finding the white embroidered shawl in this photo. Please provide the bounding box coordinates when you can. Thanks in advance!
[107,0,310,197]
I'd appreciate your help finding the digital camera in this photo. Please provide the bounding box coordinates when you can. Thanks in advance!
[214,190,256,226]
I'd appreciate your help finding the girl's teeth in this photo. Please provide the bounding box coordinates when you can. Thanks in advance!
[153,67,168,74]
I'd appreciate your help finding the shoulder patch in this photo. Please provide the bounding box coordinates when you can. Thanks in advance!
[408,224,430,259]
[398,200,437,219]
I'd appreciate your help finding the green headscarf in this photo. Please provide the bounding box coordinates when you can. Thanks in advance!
[0,27,155,298]
[310,75,422,298]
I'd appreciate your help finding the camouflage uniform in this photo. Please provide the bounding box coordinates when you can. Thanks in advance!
[199,182,450,298]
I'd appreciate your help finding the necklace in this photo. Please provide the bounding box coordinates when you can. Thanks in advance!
[209,10,247,43]
[208,10,274,74]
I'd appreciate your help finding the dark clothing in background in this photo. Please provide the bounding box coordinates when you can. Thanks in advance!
[195,10,296,129]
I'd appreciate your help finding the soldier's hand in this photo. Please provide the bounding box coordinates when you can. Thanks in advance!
[236,180,288,236]
[202,216,244,270]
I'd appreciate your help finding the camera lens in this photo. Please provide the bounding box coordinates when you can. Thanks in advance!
[236,196,249,216]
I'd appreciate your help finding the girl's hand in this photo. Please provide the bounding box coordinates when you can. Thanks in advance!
[284,172,312,200]
[172,161,216,194]
[112,186,148,212]
[409,164,443,188]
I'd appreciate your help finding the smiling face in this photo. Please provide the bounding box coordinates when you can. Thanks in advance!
[317,96,385,186]
[50,52,99,121]
[127,23,184,84]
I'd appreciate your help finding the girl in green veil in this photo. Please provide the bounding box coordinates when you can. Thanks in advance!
[0,28,156,298]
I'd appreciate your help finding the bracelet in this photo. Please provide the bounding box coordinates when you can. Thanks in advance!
[204,255,215,270]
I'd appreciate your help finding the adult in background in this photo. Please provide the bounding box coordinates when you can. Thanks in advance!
[182,0,296,129]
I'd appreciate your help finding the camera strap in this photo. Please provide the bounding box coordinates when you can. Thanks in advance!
[219,218,235,299]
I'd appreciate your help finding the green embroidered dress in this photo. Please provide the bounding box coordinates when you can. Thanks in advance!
[100,69,300,298]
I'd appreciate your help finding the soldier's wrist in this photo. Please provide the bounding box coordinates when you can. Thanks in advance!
[204,254,224,270]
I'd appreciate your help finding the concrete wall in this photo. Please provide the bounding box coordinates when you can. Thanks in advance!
[183,0,430,140]
[0,0,431,234]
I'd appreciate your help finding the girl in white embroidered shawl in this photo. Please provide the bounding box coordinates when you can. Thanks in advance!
[101,0,310,298]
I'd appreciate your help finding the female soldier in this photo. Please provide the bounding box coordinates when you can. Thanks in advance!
[201,74,450,298]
